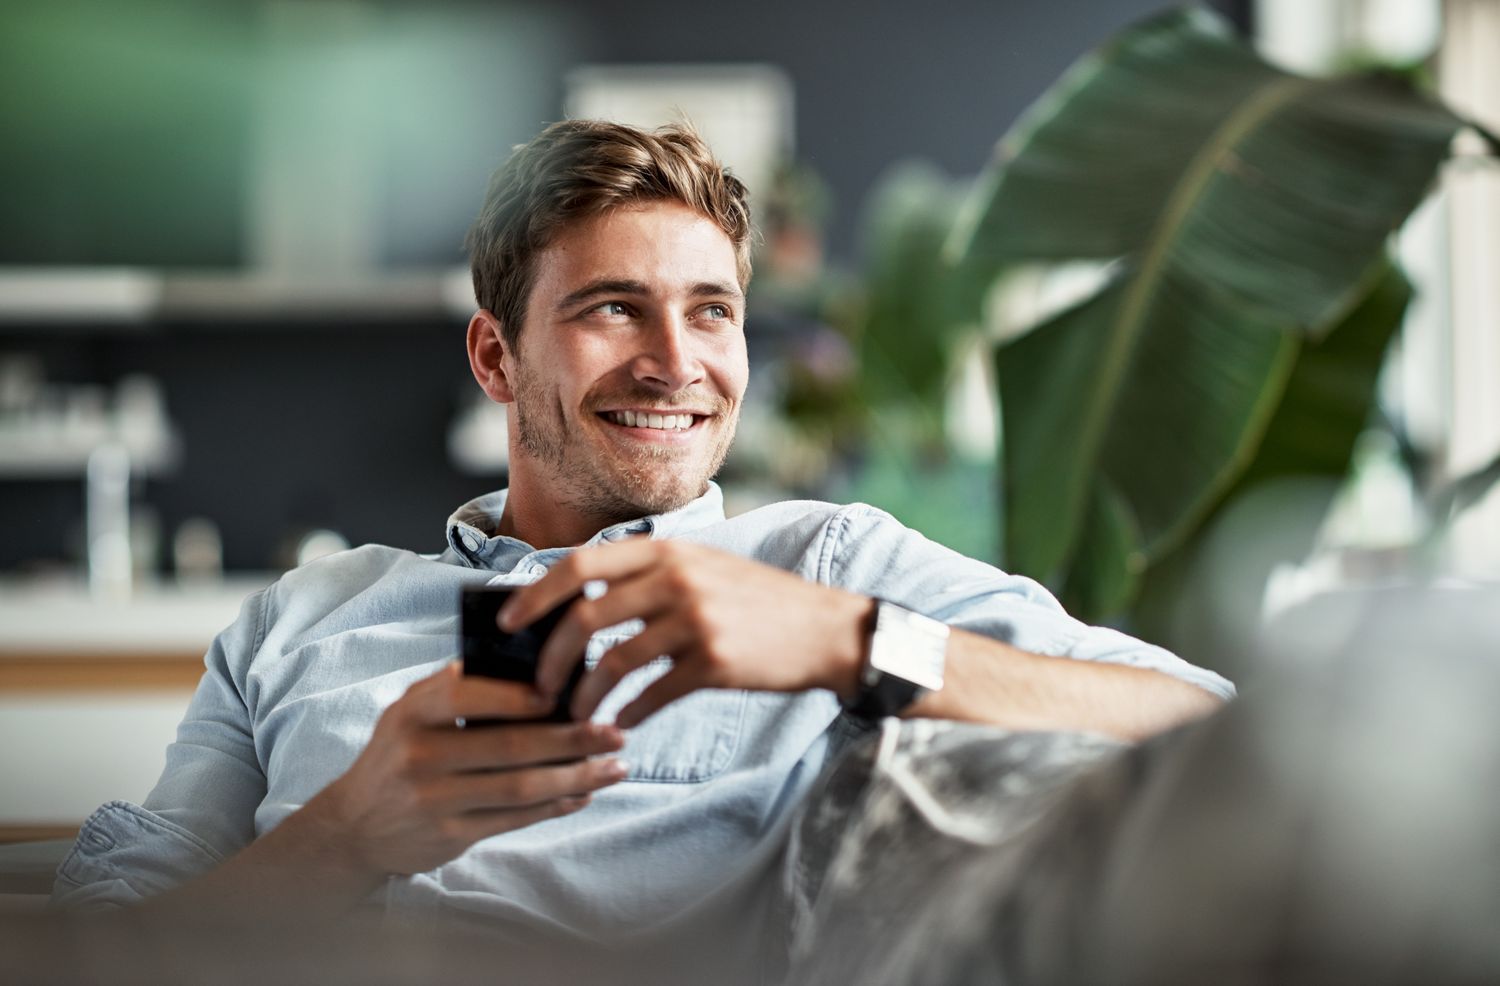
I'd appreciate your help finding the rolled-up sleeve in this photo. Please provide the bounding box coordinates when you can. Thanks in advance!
[822,505,1235,701]
[51,590,271,909]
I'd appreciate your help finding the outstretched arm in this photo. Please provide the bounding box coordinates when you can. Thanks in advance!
[897,620,1224,739]
[503,539,1224,742]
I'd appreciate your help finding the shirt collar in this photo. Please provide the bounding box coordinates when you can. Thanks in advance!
[444,482,726,570]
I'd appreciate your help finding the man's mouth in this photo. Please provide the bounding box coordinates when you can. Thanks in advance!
[598,410,701,433]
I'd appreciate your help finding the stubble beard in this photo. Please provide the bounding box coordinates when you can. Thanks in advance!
[510,367,737,525]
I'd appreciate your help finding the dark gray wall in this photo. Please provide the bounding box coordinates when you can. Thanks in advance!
[567,0,1249,260]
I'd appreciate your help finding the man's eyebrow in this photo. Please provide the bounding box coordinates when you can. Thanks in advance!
[554,279,650,312]
[554,279,744,312]
[688,281,744,301]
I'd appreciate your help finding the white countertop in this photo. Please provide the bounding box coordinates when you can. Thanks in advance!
[0,576,274,655]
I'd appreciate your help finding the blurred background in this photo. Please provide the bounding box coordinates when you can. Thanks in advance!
[1,0,1497,838]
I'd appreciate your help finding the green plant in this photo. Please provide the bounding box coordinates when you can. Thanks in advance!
[854,163,978,450]
[946,5,1494,622]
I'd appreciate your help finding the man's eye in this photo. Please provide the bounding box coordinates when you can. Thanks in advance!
[593,301,630,317]
[704,304,732,320]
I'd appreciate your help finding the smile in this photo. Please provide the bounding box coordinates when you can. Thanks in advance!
[599,410,700,432]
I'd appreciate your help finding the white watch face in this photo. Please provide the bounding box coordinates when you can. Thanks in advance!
[869,603,948,692]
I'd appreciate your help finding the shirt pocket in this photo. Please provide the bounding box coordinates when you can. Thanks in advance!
[587,626,748,783]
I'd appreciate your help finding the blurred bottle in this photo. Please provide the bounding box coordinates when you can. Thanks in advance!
[130,505,161,583]
[115,374,172,464]
[296,528,350,566]
[174,517,224,588]
[86,443,132,599]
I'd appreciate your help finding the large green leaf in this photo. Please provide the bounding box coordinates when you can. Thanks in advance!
[1057,481,1144,620]
[994,266,1300,584]
[1132,259,1412,646]
[954,6,1466,591]
[1239,257,1412,487]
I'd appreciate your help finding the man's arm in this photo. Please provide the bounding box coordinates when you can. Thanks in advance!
[135,664,626,926]
[851,598,1224,740]
[57,596,624,926]
[503,538,1225,743]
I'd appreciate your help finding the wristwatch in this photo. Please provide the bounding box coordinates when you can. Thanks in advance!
[842,599,949,720]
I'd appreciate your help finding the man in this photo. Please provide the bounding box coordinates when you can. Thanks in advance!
[53,120,1230,970]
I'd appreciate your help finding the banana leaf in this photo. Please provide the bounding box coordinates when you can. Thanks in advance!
[1130,257,1412,636]
[949,6,1468,604]
[1238,258,1412,487]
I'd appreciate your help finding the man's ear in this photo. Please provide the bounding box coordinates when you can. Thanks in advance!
[466,309,516,403]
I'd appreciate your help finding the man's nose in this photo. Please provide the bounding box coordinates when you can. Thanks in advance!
[632,314,704,392]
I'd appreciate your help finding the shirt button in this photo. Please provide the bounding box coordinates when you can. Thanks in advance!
[463,534,481,552]
[530,565,546,577]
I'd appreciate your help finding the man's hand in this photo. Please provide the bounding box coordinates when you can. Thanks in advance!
[499,539,873,728]
[312,662,627,876]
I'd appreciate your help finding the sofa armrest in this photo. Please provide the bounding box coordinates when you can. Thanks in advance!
[0,839,73,896]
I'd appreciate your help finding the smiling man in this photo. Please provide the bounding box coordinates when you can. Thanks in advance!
[472,199,747,546]
[53,120,1232,979]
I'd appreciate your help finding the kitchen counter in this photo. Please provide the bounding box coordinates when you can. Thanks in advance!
[0,576,272,690]
[0,576,271,654]
[0,575,275,832]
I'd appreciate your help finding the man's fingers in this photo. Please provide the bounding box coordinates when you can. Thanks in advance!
[457,794,594,844]
[498,537,665,632]
[436,756,629,813]
[402,663,554,726]
[615,667,700,729]
[535,567,677,697]
[435,720,624,772]
[571,620,689,721]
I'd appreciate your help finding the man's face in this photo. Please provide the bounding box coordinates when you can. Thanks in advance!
[502,201,749,523]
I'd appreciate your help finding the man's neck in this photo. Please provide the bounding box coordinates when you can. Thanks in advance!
[497,492,607,550]
[497,468,638,549]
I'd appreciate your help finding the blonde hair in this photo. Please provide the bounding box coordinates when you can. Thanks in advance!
[466,119,753,348]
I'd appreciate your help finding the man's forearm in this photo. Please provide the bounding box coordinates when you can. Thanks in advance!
[905,627,1224,741]
[138,791,385,927]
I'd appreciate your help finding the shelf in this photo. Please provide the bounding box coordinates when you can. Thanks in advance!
[0,267,477,327]
[0,575,273,660]
[0,429,179,479]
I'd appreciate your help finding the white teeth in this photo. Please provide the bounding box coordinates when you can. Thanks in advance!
[605,411,695,430]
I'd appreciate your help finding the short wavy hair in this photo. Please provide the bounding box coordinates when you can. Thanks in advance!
[467,119,753,349]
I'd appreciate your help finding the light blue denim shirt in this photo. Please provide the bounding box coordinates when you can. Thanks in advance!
[52,483,1233,959]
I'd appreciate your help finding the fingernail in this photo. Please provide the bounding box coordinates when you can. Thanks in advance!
[606,759,630,779]
[497,604,515,631]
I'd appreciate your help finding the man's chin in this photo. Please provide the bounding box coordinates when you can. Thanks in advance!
[562,463,711,525]
[617,477,711,518]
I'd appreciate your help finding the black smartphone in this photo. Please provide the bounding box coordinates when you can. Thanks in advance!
[460,586,586,723]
